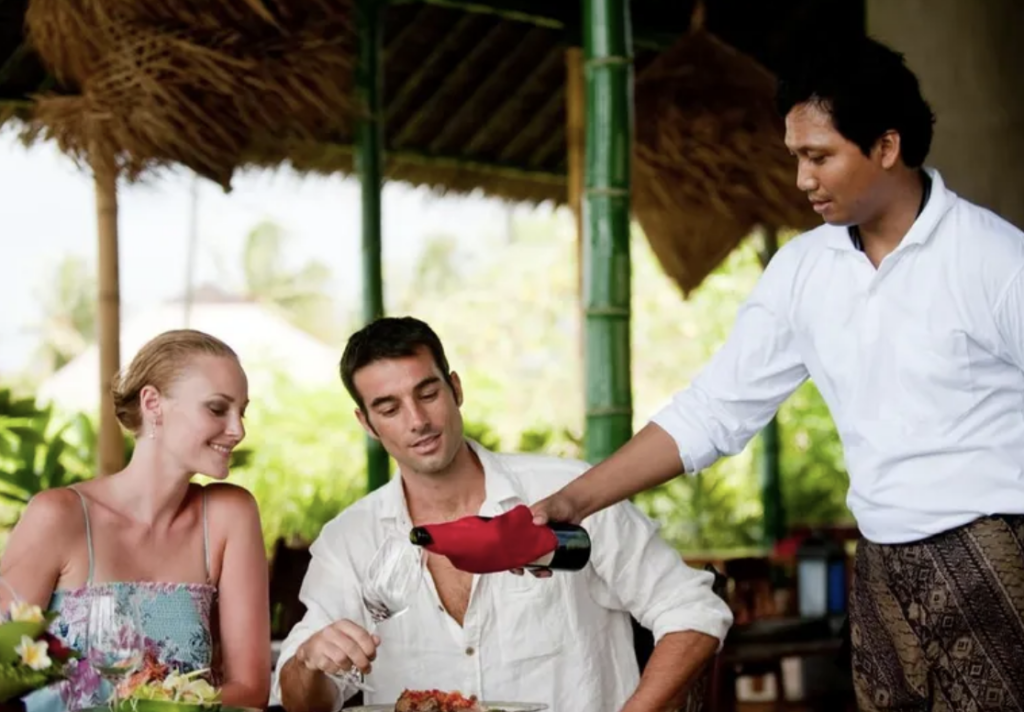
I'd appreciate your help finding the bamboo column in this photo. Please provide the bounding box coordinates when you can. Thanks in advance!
[582,0,633,464]
[759,227,784,545]
[94,155,124,476]
[356,0,389,492]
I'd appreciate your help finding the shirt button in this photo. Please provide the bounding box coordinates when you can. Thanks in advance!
[465,647,475,656]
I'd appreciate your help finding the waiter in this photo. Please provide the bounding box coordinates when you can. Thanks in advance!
[531,35,1024,711]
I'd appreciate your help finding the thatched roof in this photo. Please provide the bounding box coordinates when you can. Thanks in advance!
[0,0,863,292]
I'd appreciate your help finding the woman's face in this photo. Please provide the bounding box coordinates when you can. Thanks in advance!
[148,354,249,479]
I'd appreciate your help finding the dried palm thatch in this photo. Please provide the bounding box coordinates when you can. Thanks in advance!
[265,139,566,205]
[632,23,818,295]
[23,0,357,188]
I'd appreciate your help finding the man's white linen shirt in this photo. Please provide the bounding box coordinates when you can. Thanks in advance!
[272,440,733,712]
[651,168,1024,544]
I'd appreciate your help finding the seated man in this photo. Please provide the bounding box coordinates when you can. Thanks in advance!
[274,317,733,712]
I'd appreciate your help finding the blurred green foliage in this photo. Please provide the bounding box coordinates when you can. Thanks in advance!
[1,212,853,554]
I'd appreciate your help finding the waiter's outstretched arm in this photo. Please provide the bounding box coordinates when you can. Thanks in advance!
[531,423,683,524]
[533,244,809,527]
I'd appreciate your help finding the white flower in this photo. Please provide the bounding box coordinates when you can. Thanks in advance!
[15,635,51,671]
[9,601,45,623]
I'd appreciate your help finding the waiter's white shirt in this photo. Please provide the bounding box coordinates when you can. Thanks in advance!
[652,168,1024,544]
[273,440,733,712]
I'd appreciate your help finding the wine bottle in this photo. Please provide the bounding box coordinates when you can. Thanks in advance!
[409,517,592,571]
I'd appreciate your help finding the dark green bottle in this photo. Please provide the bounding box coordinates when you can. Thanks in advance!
[409,517,592,571]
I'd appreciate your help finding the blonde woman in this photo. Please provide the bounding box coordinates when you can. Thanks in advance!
[1,330,270,711]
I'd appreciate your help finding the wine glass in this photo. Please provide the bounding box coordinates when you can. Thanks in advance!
[336,534,426,693]
[85,591,144,709]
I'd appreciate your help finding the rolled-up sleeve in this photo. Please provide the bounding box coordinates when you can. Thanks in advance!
[585,500,734,650]
[271,527,364,710]
[650,249,808,473]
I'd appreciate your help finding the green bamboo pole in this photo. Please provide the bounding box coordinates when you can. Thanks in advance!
[759,227,784,545]
[582,0,633,464]
[357,0,389,492]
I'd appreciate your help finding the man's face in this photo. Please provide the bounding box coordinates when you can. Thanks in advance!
[352,347,465,478]
[784,101,892,227]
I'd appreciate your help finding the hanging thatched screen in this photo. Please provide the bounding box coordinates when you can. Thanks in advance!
[632,25,818,296]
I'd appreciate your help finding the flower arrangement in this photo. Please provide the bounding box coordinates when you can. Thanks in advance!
[0,602,78,702]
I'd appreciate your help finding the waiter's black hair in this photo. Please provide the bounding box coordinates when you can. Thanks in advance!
[775,35,936,168]
[340,316,455,413]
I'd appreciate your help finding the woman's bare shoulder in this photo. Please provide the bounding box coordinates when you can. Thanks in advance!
[200,483,266,584]
[18,487,87,534]
[2,487,86,576]
[200,481,258,508]
[199,482,261,531]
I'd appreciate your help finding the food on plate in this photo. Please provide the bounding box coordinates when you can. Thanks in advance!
[395,689,483,712]
[116,652,220,707]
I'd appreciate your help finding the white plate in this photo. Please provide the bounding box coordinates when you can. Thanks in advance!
[345,703,547,712]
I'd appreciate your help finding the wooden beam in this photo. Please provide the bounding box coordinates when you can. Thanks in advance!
[527,123,565,169]
[496,86,564,163]
[383,4,431,60]
[391,0,682,50]
[385,13,483,126]
[0,44,30,86]
[427,25,551,154]
[93,154,124,477]
[391,0,565,29]
[462,44,562,156]
[390,19,510,148]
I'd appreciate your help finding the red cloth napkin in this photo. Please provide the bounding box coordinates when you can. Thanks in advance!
[416,505,558,574]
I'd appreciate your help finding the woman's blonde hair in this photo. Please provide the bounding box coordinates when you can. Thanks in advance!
[111,329,238,433]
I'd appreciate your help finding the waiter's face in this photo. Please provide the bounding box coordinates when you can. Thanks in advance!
[784,101,892,227]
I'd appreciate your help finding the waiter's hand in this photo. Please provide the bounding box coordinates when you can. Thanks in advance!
[530,489,585,526]
[510,490,583,578]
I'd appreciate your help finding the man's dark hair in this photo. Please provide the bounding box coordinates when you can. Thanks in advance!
[775,35,936,168]
[340,316,454,412]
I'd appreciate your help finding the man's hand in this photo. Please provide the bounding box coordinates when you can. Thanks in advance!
[296,620,380,677]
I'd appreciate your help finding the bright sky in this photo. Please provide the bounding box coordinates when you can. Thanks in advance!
[0,126,533,375]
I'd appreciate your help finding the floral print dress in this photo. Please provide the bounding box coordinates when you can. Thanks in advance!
[24,489,217,712]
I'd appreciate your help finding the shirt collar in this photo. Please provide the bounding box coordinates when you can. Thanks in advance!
[825,166,955,252]
[377,438,526,528]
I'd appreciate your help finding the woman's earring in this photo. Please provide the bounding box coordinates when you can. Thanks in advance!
[148,422,156,440]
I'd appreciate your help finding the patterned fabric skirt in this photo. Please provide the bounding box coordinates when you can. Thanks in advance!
[850,515,1024,711]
